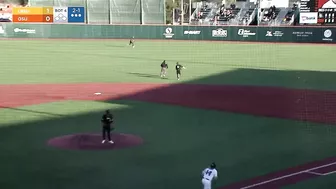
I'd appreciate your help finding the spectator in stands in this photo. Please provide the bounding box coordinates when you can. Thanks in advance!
[262,5,277,21]
[293,3,298,9]
[243,17,249,25]
[263,14,269,22]
[284,13,292,22]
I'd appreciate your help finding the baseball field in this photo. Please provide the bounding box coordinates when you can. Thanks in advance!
[1,39,336,189]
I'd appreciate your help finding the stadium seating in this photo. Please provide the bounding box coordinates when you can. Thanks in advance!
[215,4,241,25]
[190,2,217,25]
[1,0,299,26]
[11,0,165,24]
[258,6,280,25]
[280,3,299,25]
[0,4,12,22]
[237,8,255,25]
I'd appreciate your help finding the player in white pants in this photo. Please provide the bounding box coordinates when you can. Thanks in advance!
[201,162,218,189]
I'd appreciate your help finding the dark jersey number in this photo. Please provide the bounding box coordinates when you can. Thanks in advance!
[205,170,212,176]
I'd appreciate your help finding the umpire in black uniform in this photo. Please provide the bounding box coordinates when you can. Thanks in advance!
[101,110,114,144]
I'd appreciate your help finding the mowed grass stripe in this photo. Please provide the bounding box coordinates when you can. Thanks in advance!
[1,40,335,89]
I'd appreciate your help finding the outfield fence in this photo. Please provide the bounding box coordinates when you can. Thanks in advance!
[0,23,335,44]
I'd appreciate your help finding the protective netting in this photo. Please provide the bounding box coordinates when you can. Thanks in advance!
[110,0,141,24]
[25,0,165,24]
[142,0,165,24]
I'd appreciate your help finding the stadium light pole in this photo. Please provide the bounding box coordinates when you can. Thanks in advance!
[173,0,175,24]
[108,0,111,24]
[181,0,184,25]
[85,0,88,24]
[189,0,191,24]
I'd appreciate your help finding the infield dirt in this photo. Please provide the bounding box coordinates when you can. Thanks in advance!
[1,82,336,188]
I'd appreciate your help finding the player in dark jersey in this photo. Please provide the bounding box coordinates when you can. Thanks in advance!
[129,36,135,48]
[160,60,168,78]
[101,110,114,144]
[175,62,185,80]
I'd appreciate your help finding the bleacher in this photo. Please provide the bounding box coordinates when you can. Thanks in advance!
[258,6,281,25]
[0,3,13,22]
[280,3,299,25]
[238,8,255,25]
[214,3,241,25]
[191,3,216,24]
[1,0,299,26]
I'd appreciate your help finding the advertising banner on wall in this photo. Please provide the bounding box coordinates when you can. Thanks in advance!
[322,28,334,41]
[237,28,256,38]
[299,0,336,24]
[300,12,318,24]
[212,28,227,37]
[163,27,174,39]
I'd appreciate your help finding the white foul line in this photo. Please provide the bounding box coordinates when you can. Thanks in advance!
[320,170,336,176]
[307,170,336,176]
[306,171,324,176]
[240,162,336,189]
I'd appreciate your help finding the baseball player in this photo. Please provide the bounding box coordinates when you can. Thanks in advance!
[160,60,168,78]
[129,36,135,48]
[201,162,218,189]
[175,62,186,80]
[101,110,114,144]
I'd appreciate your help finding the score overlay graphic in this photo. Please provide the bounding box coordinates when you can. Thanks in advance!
[12,7,53,23]
[68,7,85,23]
[53,7,68,23]
[300,0,336,24]
[11,6,85,23]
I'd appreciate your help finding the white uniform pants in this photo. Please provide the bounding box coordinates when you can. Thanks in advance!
[202,178,211,189]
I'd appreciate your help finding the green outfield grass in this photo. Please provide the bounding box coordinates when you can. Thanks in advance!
[1,40,336,189]
[1,40,336,88]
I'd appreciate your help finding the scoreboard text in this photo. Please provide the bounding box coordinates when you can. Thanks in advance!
[11,6,85,23]
[300,0,336,24]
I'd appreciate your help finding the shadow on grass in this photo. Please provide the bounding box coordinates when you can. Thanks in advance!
[1,68,336,189]
[126,72,170,79]
[126,72,161,79]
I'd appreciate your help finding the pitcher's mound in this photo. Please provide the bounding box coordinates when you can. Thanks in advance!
[47,133,143,150]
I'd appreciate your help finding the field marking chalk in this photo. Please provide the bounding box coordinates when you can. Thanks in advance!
[320,170,336,176]
[240,162,336,189]
[306,171,325,176]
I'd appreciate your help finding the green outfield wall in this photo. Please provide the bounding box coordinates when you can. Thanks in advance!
[0,24,335,43]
